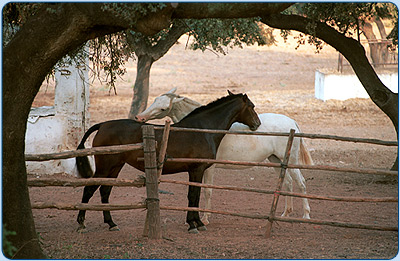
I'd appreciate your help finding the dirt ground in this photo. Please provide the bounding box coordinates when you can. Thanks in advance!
[30,32,398,259]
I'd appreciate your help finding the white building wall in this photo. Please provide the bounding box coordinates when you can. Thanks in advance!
[315,69,398,101]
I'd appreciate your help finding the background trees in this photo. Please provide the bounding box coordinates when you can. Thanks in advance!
[126,18,272,118]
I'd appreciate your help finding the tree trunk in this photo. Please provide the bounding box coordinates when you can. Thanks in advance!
[261,13,398,170]
[127,21,188,119]
[362,20,390,66]
[129,55,154,118]
[2,5,94,258]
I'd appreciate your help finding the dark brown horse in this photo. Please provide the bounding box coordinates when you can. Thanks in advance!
[76,91,261,234]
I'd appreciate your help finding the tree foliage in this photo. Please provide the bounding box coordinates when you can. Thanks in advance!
[3,4,273,92]
[186,18,273,54]
[106,17,273,92]
[280,3,398,51]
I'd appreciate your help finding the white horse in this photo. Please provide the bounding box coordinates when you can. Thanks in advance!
[135,88,313,225]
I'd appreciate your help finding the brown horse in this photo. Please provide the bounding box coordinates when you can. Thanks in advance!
[75,91,261,234]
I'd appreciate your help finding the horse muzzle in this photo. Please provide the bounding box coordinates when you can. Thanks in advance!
[134,115,147,122]
[250,117,261,131]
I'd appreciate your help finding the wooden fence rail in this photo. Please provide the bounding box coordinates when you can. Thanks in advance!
[149,158,397,176]
[25,143,143,161]
[24,129,397,163]
[158,179,397,203]
[27,177,145,187]
[28,176,396,203]
[154,126,397,146]
[31,202,146,211]
[158,206,397,232]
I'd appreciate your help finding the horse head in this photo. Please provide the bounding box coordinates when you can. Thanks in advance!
[134,87,184,122]
[229,90,261,131]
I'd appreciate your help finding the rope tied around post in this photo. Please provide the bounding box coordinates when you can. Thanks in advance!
[280,162,288,169]
[145,198,160,209]
[157,155,171,169]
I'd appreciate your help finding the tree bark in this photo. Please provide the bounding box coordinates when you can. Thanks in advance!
[129,55,154,117]
[2,3,291,258]
[128,22,187,119]
[261,13,398,170]
[362,17,390,66]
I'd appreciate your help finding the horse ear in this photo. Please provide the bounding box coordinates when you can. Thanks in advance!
[227,90,234,96]
[167,87,177,94]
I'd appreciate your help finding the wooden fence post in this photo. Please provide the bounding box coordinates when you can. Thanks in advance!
[142,125,162,240]
[265,129,296,238]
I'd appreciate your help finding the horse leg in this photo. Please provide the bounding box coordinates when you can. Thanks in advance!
[268,155,293,217]
[99,163,124,231]
[77,185,100,232]
[187,168,207,234]
[100,185,120,231]
[281,173,294,217]
[201,165,215,225]
[290,168,311,219]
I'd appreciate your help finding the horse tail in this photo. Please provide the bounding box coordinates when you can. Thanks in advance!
[294,121,314,166]
[76,123,102,178]
[299,139,314,165]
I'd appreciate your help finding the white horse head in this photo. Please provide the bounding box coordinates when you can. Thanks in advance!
[135,87,201,123]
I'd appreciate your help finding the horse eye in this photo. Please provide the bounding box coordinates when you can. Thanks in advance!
[161,109,166,112]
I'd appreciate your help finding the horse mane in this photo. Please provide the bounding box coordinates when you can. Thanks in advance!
[163,93,202,107]
[181,96,202,107]
[179,93,244,120]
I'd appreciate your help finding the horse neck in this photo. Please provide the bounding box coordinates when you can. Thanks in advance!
[169,97,201,123]
[177,97,242,131]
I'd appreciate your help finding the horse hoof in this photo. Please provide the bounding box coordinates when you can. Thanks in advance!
[201,218,210,226]
[109,225,120,231]
[197,226,207,231]
[188,228,199,234]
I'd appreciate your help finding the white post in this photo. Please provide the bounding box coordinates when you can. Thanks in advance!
[26,50,90,176]
[54,54,90,147]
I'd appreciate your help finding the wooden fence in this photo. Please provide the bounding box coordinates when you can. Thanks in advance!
[27,122,398,239]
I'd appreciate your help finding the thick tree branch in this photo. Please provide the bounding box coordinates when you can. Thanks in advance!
[151,22,188,60]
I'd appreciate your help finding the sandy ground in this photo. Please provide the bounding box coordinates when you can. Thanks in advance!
[30,31,398,259]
